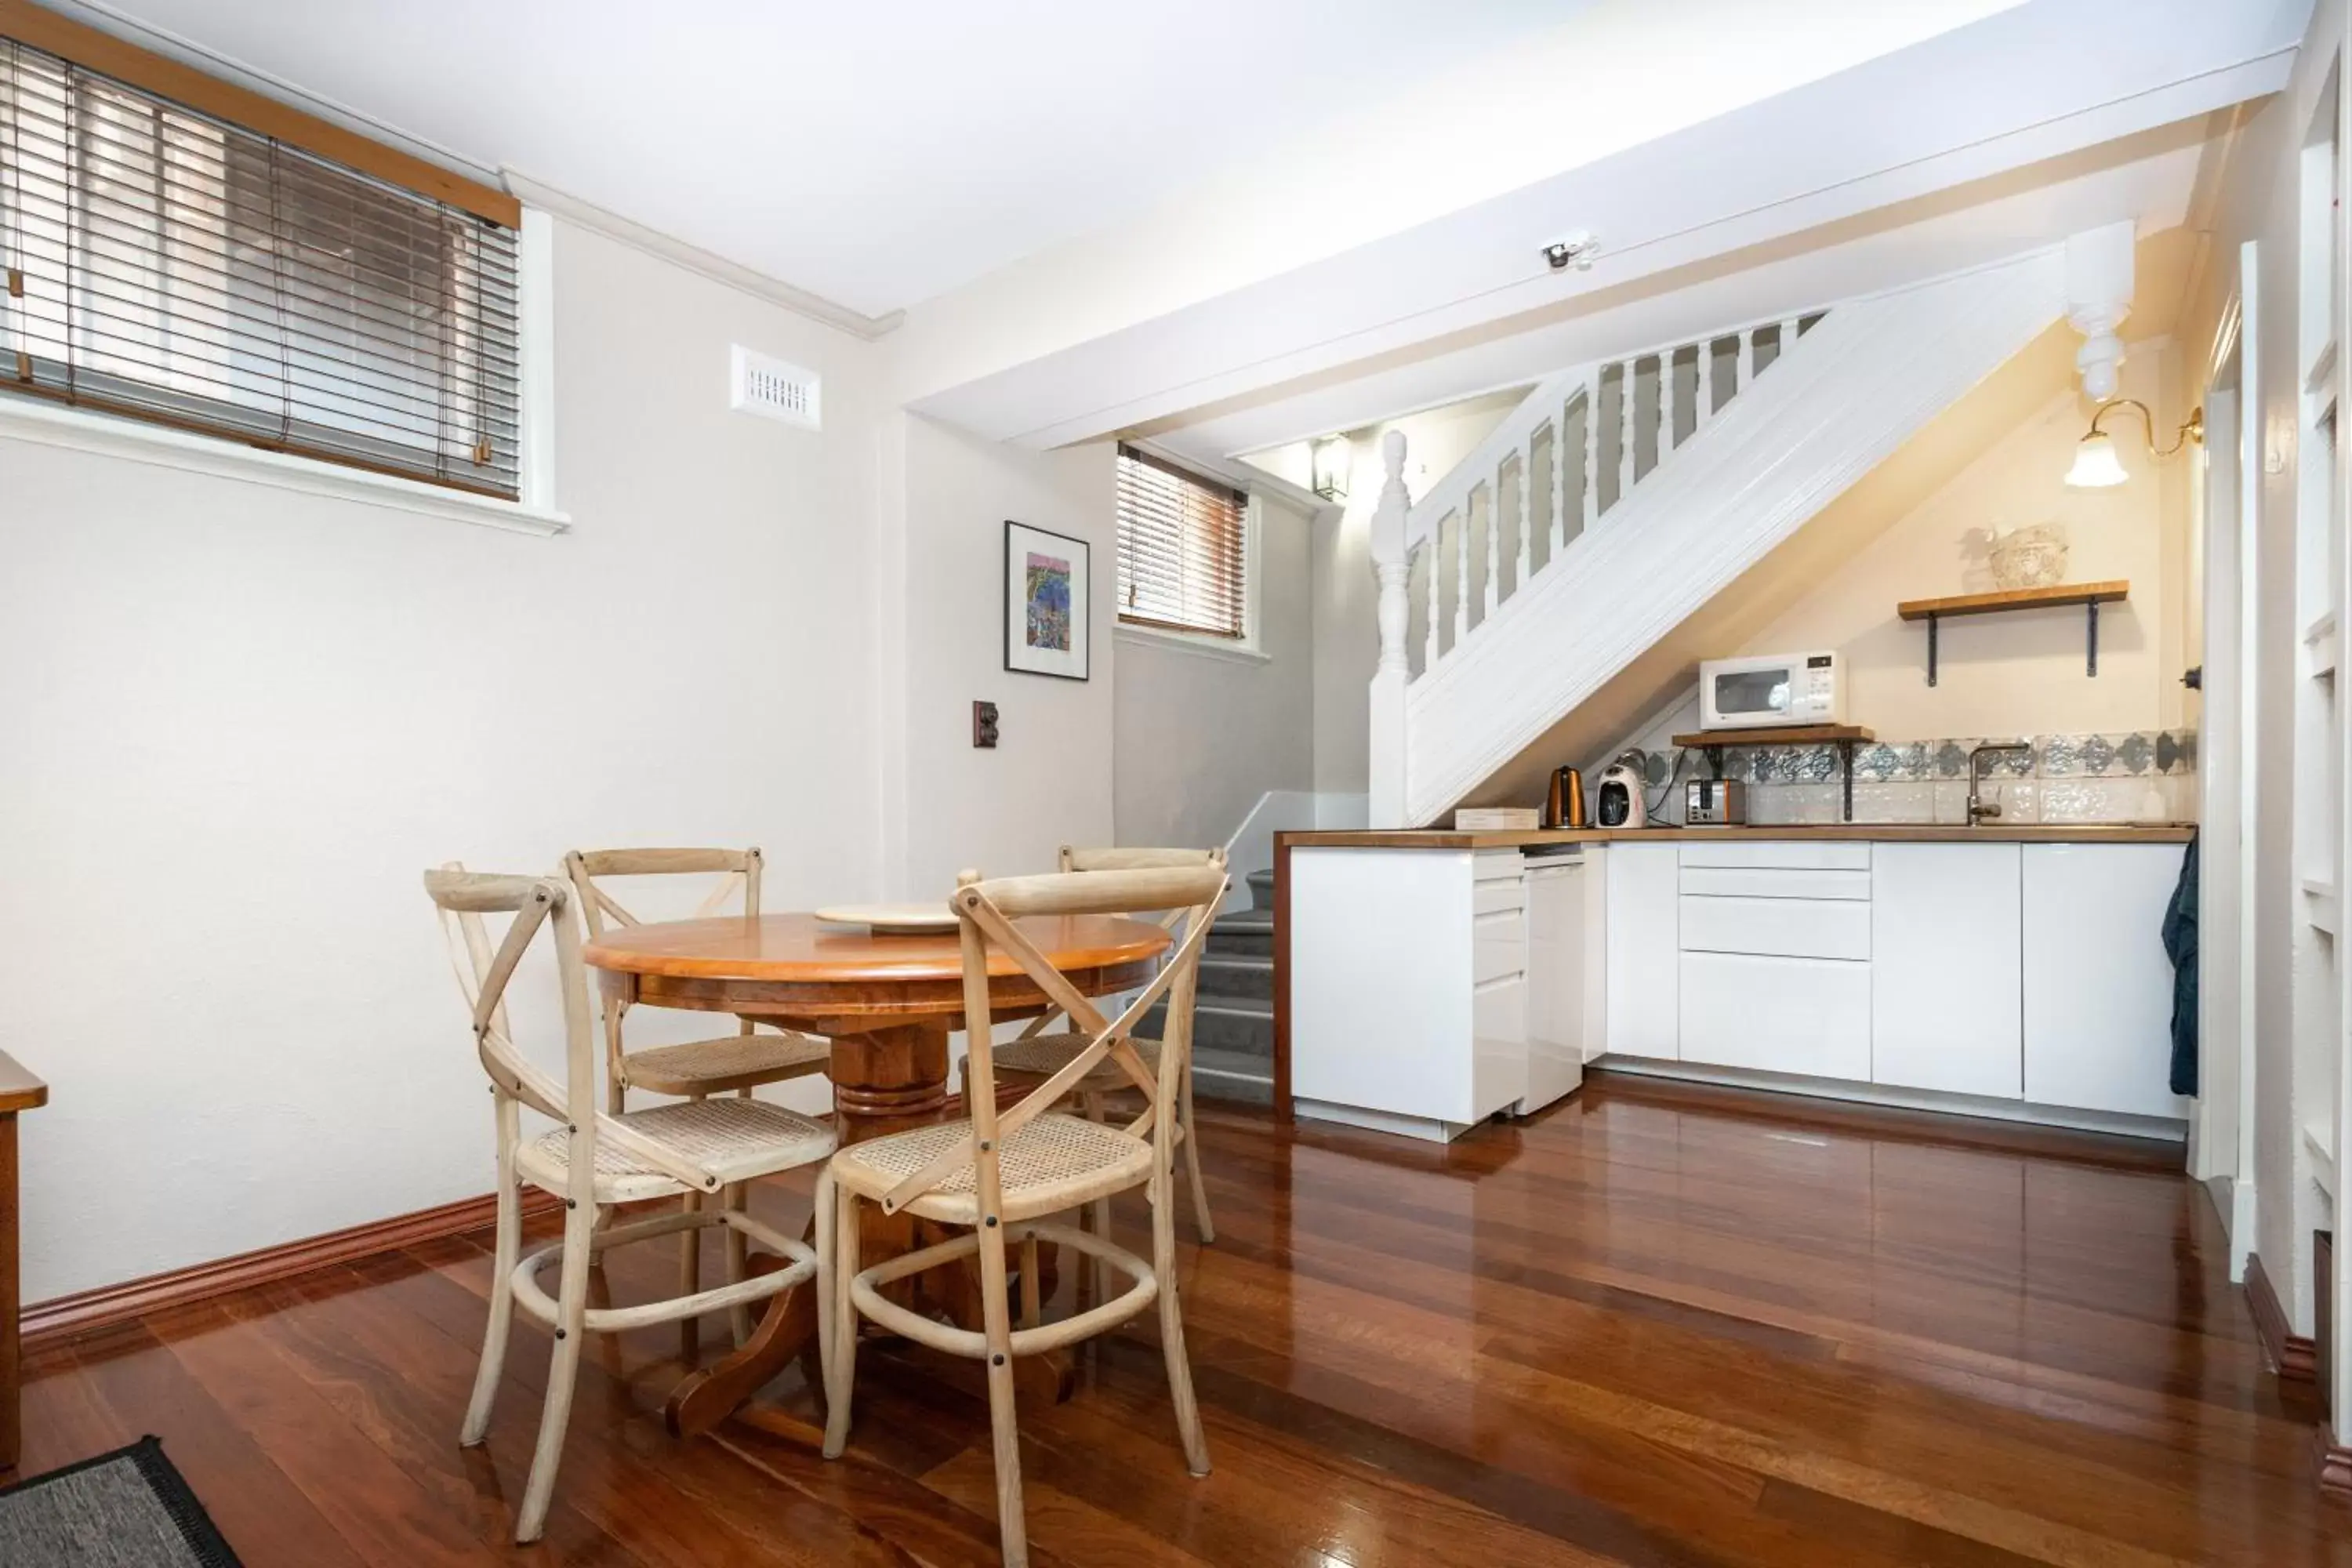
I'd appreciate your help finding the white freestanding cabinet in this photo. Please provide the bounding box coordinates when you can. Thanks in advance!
[1289,847,1530,1139]
[1523,858,1591,1108]
[1604,842,1679,1058]
[2021,843,2191,1119]
[1871,842,2024,1098]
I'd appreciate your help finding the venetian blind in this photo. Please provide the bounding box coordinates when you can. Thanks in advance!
[0,36,521,495]
[1116,445,1247,640]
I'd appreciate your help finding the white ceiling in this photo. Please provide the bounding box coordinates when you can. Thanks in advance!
[67,0,1584,317]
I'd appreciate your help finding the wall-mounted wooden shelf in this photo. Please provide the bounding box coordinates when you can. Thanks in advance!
[1671,725,1875,822]
[1670,724,1875,749]
[1895,579,2129,685]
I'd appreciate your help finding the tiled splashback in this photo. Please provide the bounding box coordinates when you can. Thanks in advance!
[1685,729,2198,826]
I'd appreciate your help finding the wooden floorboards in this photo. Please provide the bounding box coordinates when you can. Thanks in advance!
[19,1077,2352,1565]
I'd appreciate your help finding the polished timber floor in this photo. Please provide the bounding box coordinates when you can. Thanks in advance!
[21,1075,2352,1566]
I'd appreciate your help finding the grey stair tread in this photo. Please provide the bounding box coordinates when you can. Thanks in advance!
[1185,997,1272,1018]
[1214,909,1274,927]
[1245,868,1276,889]
[1191,1046,1273,1105]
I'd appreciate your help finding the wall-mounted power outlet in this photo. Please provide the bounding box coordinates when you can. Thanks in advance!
[972,700,999,749]
[729,345,821,430]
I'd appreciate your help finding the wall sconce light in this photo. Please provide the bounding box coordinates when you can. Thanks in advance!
[1311,436,1350,501]
[2063,398,2203,488]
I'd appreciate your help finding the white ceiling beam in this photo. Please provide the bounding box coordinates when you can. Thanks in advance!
[896,0,2296,450]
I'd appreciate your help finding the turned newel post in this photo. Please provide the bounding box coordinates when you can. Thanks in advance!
[1368,429,1411,829]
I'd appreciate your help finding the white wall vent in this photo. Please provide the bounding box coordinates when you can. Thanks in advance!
[729,345,821,430]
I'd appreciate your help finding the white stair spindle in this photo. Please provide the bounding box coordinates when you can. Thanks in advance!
[1777,318,1799,371]
[1616,361,1635,506]
[1454,509,1470,648]
[1665,345,1684,460]
[1698,338,1716,426]
[1512,459,1530,596]
[1548,417,1567,557]
[1744,326,1762,387]
[1580,379,1597,535]
[1422,540,1439,672]
[1482,483,1499,619]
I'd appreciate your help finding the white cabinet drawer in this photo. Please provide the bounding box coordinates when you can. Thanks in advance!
[1679,895,1870,960]
[1472,907,1526,983]
[1680,866,1871,901]
[1473,880,1527,916]
[1473,850,1527,883]
[1679,840,1871,871]
[1473,973,1526,1042]
[1679,952,1871,1079]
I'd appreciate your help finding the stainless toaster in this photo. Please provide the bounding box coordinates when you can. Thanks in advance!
[1685,778,1747,826]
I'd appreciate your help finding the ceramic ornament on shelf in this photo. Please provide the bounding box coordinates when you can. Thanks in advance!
[1987,521,2070,590]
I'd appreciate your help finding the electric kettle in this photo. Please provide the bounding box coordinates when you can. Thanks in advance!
[1542,767,1586,829]
[1594,760,1648,829]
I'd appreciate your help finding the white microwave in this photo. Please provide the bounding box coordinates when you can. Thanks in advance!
[1699,651,1846,731]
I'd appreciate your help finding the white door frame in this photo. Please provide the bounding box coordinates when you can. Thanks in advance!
[2194,252,2259,1280]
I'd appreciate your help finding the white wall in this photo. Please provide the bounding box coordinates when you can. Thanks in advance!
[1309,392,1523,792]
[2175,3,2343,1344]
[879,412,1117,898]
[1114,491,1316,849]
[0,218,890,1301]
[1710,347,2189,740]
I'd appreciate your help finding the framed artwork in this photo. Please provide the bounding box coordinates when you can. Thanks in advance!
[1004,519,1090,680]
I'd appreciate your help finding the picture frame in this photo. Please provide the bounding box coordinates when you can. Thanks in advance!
[1004,519,1091,681]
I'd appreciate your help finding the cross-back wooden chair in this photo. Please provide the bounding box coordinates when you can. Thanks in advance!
[426,866,837,1545]
[564,846,831,1351]
[964,845,1222,1246]
[822,862,1226,1568]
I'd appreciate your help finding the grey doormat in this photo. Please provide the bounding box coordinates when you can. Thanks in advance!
[0,1436,240,1566]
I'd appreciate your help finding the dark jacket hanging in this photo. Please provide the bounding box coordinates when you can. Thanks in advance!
[2162,832,2198,1098]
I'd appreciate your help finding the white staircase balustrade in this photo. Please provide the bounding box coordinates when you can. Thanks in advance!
[1367,252,2068,828]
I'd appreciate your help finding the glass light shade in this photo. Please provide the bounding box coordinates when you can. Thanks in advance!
[2064,430,2129,488]
[1310,437,1349,501]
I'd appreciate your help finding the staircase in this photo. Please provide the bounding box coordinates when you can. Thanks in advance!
[1148,866,1276,1105]
[1367,250,2068,826]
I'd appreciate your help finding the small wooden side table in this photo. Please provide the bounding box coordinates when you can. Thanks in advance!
[0,1051,46,1471]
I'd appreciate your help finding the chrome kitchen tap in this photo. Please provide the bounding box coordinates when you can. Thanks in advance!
[1966,742,2034,826]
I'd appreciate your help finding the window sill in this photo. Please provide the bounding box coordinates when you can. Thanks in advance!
[0,396,569,538]
[1115,622,1271,665]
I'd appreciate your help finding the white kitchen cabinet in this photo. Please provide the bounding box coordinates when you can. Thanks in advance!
[1523,858,1590,1108]
[1679,951,1871,1079]
[2022,844,2191,1119]
[1604,841,1679,1058]
[1289,847,1530,1140]
[1871,842,2023,1098]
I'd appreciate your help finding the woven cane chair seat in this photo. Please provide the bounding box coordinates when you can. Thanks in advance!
[990,1032,1160,1089]
[517,1096,837,1204]
[622,1030,831,1097]
[829,1111,1153,1225]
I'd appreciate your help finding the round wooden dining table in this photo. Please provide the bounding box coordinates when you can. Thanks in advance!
[582,910,1171,1437]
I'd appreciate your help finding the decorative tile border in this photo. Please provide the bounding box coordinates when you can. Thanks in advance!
[1697,729,2195,826]
[1710,729,2194,786]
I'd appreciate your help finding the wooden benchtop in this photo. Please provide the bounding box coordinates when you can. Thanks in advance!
[1279,823,2196,850]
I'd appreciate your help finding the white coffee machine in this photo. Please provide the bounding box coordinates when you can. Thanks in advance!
[1593,754,1648,829]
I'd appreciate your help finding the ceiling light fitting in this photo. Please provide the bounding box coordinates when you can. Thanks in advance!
[1543,233,1599,272]
[2063,397,2202,488]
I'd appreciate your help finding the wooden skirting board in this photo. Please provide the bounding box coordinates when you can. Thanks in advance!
[21,1187,563,1350]
[2321,1425,2352,1497]
[2245,1250,2318,1383]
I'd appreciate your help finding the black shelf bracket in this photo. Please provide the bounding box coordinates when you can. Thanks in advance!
[1918,601,2103,684]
